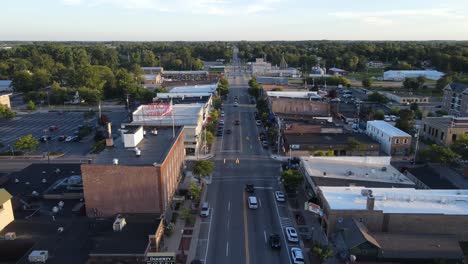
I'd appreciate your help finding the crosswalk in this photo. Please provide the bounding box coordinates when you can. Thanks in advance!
[279,217,293,228]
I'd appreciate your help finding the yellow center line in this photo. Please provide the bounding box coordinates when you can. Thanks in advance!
[242,191,250,264]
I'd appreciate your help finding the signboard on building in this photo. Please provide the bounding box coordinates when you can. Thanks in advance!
[145,252,176,264]
[304,202,323,217]
[290,144,300,150]
[142,102,173,117]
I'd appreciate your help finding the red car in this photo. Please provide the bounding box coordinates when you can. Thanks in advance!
[49,126,59,132]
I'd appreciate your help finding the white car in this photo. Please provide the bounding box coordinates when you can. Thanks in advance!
[234,102,239,107]
[255,120,262,126]
[290,247,304,264]
[219,119,224,124]
[221,112,225,117]
[285,227,299,243]
[200,202,210,217]
[65,136,74,142]
[248,196,258,209]
[275,191,286,202]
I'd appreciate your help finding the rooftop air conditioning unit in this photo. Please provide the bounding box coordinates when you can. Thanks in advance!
[136,149,141,157]
[5,232,16,240]
[113,158,119,165]
[113,215,126,231]
[28,250,48,263]
[347,171,353,176]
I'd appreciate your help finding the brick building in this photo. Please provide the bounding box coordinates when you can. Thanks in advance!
[366,120,412,156]
[266,91,330,118]
[82,126,185,218]
[442,83,468,117]
[317,187,468,241]
[421,116,468,146]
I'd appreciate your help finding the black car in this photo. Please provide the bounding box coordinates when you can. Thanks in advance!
[73,136,82,142]
[216,131,223,136]
[269,234,281,249]
[40,135,52,142]
[245,184,254,193]
[226,129,232,134]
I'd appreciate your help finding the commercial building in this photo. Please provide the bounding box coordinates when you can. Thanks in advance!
[300,156,415,196]
[266,91,329,119]
[442,82,468,117]
[381,92,430,104]
[0,80,12,92]
[162,70,209,81]
[82,126,185,217]
[283,133,380,157]
[131,104,205,156]
[250,58,272,76]
[366,120,412,156]
[420,116,468,146]
[317,187,468,241]
[0,189,14,232]
[383,70,445,81]
[256,76,289,86]
[141,74,163,88]
[167,83,217,94]
[142,67,163,75]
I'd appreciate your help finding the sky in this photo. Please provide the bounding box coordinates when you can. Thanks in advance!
[1,0,468,41]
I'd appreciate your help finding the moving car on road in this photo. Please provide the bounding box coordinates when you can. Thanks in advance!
[269,234,281,249]
[40,136,52,142]
[285,227,299,243]
[247,196,258,209]
[275,191,286,202]
[290,247,304,264]
[234,102,239,107]
[65,136,74,142]
[49,125,58,132]
[255,120,262,126]
[58,135,66,142]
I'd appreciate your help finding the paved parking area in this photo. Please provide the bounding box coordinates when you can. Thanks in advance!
[0,112,91,155]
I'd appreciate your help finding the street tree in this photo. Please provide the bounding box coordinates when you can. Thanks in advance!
[420,144,460,164]
[14,134,39,153]
[204,131,215,145]
[27,100,36,111]
[189,182,202,202]
[193,160,215,182]
[212,97,222,110]
[281,169,303,191]
[367,92,388,104]
[374,109,385,120]
[0,104,15,119]
[362,78,372,88]
[450,134,468,160]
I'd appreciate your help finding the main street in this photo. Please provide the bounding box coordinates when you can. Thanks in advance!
[196,59,295,264]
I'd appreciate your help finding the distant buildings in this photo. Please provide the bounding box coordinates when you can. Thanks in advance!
[141,74,163,88]
[0,189,13,232]
[167,84,217,94]
[82,126,185,217]
[250,58,272,76]
[420,116,468,146]
[250,58,300,77]
[0,80,12,92]
[311,66,326,75]
[442,83,468,117]
[366,61,386,68]
[328,67,348,76]
[383,70,445,81]
[381,91,430,104]
[366,121,412,156]
[266,91,329,119]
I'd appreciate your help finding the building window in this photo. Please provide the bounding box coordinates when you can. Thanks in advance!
[423,124,426,132]
[440,132,444,140]
[395,139,400,144]
[0,204,3,210]
[403,139,408,144]
[359,217,364,223]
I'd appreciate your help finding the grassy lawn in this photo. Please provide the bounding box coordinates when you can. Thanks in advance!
[348,68,384,81]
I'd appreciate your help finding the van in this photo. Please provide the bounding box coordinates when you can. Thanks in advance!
[200,202,210,217]
[248,196,258,209]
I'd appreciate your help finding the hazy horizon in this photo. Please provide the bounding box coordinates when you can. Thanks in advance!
[1,0,468,41]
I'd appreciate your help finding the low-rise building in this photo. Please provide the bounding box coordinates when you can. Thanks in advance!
[0,92,12,108]
[266,91,330,119]
[131,104,205,156]
[167,84,217,94]
[442,83,468,117]
[283,133,380,157]
[0,189,14,232]
[82,126,185,217]
[381,92,429,104]
[317,187,468,241]
[328,67,348,76]
[300,156,415,197]
[250,58,272,76]
[256,76,289,86]
[141,74,163,88]
[366,120,412,156]
[383,70,445,81]
[420,116,468,146]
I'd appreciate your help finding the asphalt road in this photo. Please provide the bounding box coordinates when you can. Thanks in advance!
[196,68,295,264]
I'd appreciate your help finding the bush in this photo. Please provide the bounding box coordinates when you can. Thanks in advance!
[311,244,333,263]
[92,140,106,154]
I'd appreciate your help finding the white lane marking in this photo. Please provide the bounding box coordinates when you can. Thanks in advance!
[226,242,229,256]
[264,230,267,243]
[203,208,213,262]
[273,192,293,264]
[254,186,273,189]
[228,201,231,212]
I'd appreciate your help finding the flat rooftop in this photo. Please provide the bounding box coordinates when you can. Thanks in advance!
[155,94,211,105]
[267,91,322,100]
[94,126,183,166]
[423,116,468,128]
[285,133,378,146]
[320,186,468,215]
[367,120,411,137]
[168,84,217,94]
[132,104,203,126]
[301,156,414,186]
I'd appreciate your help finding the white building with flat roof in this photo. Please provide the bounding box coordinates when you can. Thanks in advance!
[168,84,217,94]
[366,121,412,156]
[266,91,322,100]
[383,70,445,81]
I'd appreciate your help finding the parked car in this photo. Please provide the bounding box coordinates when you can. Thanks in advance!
[247,196,258,209]
[234,102,239,107]
[275,191,286,202]
[200,202,210,217]
[226,129,232,134]
[219,119,225,125]
[234,120,240,125]
[49,125,58,132]
[57,135,66,142]
[72,136,82,142]
[40,136,52,142]
[285,227,299,243]
[65,136,74,142]
[290,247,304,264]
[216,131,223,137]
[256,120,262,126]
[262,141,269,148]
[269,234,281,249]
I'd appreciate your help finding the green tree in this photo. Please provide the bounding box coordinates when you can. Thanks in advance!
[14,134,39,152]
[12,70,34,92]
[435,75,452,91]
[417,76,426,89]
[204,131,215,145]
[281,169,303,190]
[32,69,51,89]
[212,97,222,110]
[410,102,419,111]
[420,144,460,164]
[450,134,468,160]
[403,78,419,90]
[374,109,385,120]
[395,109,414,133]
[0,104,15,119]
[367,92,388,104]
[346,137,366,151]
[362,78,372,88]
[210,109,219,122]
[189,182,202,202]
[27,100,36,111]
[312,244,334,263]
[193,160,215,182]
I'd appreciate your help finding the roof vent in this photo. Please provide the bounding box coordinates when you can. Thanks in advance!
[113,214,127,231]
[52,206,59,213]
[113,158,119,165]
[58,201,65,208]
[365,173,369,177]
[136,149,141,157]
[151,129,158,135]
[57,227,64,233]
[42,178,47,183]
[371,169,376,174]
[381,167,387,171]
[14,178,19,183]
[347,170,353,176]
